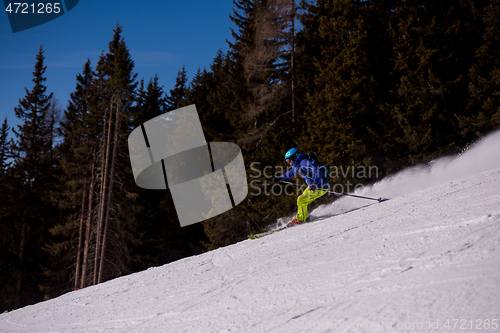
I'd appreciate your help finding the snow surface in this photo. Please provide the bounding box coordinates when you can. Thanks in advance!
[1,131,500,333]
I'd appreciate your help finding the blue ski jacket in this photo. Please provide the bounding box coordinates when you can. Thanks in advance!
[279,152,329,190]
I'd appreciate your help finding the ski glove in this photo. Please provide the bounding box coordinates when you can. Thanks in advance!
[309,184,317,191]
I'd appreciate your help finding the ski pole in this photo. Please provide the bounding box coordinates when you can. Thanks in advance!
[280,181,386,203]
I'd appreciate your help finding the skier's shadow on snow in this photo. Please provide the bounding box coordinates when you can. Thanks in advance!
[271,197,390,232]
[309,203,372,222]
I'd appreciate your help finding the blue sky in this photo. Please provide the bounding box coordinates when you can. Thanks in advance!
[0,0,237,139]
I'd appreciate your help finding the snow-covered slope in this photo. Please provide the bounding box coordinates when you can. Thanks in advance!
[1,132,500,333]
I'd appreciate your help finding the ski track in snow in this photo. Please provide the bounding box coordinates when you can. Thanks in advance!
[1,131,500,333]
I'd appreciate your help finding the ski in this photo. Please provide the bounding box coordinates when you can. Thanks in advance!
[248,214,335,240]
[248,226,288,239]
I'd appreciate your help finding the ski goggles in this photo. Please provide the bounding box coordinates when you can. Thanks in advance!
[285,158,293,164]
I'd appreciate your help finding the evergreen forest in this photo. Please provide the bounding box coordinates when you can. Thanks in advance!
[1,0,499,312]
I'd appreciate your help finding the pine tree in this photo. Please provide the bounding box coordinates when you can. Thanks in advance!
[93,24,138,285]
[12,45,54,184]
[243,0,284,120]
[165,66,188,111]
[0,118,10,174]
[133,75,165,127]
[184,51,237,142]
[58,60,93,156]
[229,0,257,54]
[0,117,16,311]
[49,59,95,293]
[227,0,256,135]
[0,118,15,311]
[78,54,108,289]
[232,0,297,147]
[9,45,57,309]
[129,76,166,270]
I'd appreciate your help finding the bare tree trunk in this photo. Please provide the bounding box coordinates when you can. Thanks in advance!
[94,100,114,285]
[80,150,96,289]
[241,0,298,144]
[93,119,107,285]
[98,97,121,284]
[15,218,27,309]
[74,166,88,290]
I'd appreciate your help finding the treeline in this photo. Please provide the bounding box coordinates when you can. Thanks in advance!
[1,0,499,311]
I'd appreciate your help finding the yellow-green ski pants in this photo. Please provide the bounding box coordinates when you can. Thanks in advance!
[296,187,328,221]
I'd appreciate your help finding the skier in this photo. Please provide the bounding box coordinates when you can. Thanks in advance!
[274,148,329,225]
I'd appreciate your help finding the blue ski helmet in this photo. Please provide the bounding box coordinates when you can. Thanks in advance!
[285,148,299,163]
